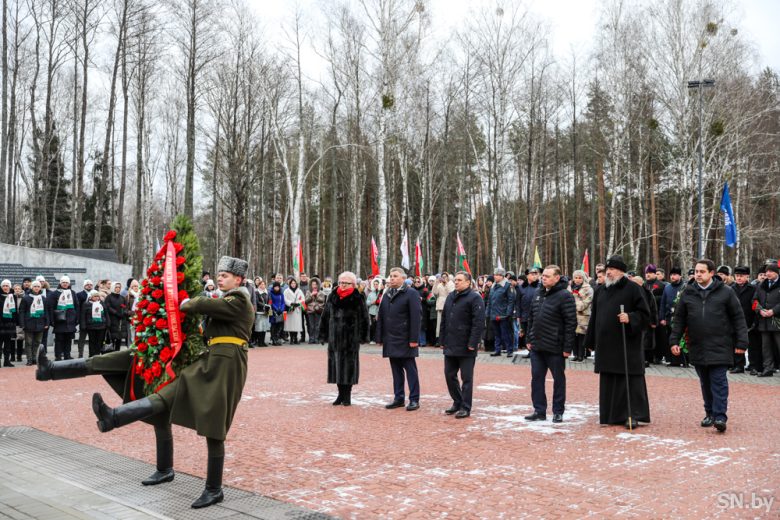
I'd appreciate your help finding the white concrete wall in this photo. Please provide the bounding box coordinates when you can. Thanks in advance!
[0,243,134,288]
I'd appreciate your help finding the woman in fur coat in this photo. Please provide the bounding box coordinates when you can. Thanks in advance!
[318,271,369,406]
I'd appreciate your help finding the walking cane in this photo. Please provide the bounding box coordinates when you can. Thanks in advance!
[620,305,634,431]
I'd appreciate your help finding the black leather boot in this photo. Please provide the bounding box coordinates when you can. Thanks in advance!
[342,385,352,406]
[191,454,224,508]
[142,427,175,485]
[332,385,344,406]
[92,393,159,433]
[36,345,89,381]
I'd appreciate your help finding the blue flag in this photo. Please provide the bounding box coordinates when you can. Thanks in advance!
[720,182,737,248]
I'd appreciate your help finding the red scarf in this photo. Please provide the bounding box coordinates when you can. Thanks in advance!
[336,286,355,299]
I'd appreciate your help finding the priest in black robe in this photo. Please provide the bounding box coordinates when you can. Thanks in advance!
[584,255,651,428]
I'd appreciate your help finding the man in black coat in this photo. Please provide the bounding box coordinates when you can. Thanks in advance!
[643,265,667,364]
[524,265,576,423]
[731,266,758,374]
[752,263,780,377]
[376,267,423,411]
[76,280,94,358]
[0,279,19,367]
[439,271,485,418]
[584,255,651,428]
[670,259,749,433]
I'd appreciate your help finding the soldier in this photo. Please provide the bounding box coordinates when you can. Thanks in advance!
[36,256,254,509]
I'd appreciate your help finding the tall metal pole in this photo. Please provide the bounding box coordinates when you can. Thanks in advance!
[697,83,704,259]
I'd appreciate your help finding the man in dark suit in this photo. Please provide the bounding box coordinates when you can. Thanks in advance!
[376,267,422,411]
[439,271,485,418]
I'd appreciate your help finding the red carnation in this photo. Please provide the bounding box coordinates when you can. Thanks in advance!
[137,299,149,309]
[143,368,154,384]
[147,302,160,314]
[156,318,168,329]
[141,279,148,287]
[752,300,759,312]
[154,251,164,261]
[143,316,154,326]
[141,286,151,295]
[159,347,173,363]
[177,272,185,283]
[148,335,159,346]
[137,342,148,353]
[176,256,186,266]
[136,324,146,333]
[164,230,177,242]
[178,290,189,301]
[174,242,184,253]
[152,289,164,299]
[151,361,162,377]
[151,276,162,286]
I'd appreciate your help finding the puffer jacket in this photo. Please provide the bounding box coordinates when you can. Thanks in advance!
[527,279,577,355]
[569,282,593,335]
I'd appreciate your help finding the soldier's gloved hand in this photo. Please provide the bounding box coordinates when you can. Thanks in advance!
[180,298,190,309]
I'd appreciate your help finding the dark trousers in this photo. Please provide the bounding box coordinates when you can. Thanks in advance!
[389,357,419,402]
[307,314,321,343]
[573,334,586,359]
[24,331,44,361]
[427,318,437,346]
[530,349,566,415]
[1,337,14,363]
[54,333,75,360]
[270,322,283,344]
[694,365,729,422]
[369,316,378,342]
[747,329,763,371]
[493,318,514,354]
[444,356,475,412]
[78,328,89,357]
[87,329,107,357]
[760,332,780,373]
[653,323,668,362]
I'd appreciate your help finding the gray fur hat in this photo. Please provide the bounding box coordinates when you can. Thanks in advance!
[217,256,249,278]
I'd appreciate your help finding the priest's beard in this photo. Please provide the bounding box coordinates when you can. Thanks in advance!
[605,275,623,288]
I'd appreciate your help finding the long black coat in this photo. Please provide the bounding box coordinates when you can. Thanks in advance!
[732,282,756,330]
[376,285,422,358]
[584,276,650,375]
[752,279,780,332]
[104,293,127,336]
[80,300,110,331]
[637,284,657,352]
[439,288,485,357]
[669,277,749,366]
[0,290,19,338]
[527,279,577,355]
[47,287,80,334]
[319,289,370,384]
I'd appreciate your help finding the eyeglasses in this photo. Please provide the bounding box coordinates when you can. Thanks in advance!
[338,281,353,286]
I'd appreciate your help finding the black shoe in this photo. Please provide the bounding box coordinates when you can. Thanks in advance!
[332,385,344,406]
[4,359,14,367]
[489,352,501,357]
[700,415,714,427]
[36,345,89,381]
[444,405,459,415]
[455,410,470,419]
[552,414,563,423]
[142,468,175,486]
[757,371,774,377]
[25,360,34,366]
[729,367,745,374]
[506,353,514,358]
[406,401,419,411]
[385,401,405,409]
[341,385,352,406]
[191,454,224,509]
[524,412,546,421]
[713,419,727,432]
[749,369,759,376]
[92,393,157,433]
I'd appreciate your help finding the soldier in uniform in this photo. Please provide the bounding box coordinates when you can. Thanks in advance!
[36,256,254,509]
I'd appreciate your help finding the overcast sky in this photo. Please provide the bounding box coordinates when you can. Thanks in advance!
[249,0,780,78]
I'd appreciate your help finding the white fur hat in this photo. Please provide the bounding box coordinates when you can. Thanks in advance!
[60,275,71,284]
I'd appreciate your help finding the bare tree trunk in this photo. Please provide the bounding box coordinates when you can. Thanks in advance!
[0,0,7,238]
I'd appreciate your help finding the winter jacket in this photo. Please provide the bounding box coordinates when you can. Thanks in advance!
[105,293,128,335]
[527,279,577,355]
[432,281,455,312]
[439,288,485,357]
[486,280,516,321]
[732,282,756,330]
[376,285,422,358]
[47,287,81,334]
[19,292,50,332]
[659,280,685,323]
[517,280,539,322]
[753,278,780,332]
[569,282,593,335]
[283,287,305,332]
[669,277,749,366]
[80,300,110,331]
[366,289,382,317]
[0,290,19,338]
[269,289,286,324]
[643,280,666,325]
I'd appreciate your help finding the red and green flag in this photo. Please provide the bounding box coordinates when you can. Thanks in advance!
[456,233,471,275]
[293,239,304,276]
[370,237,380,277]
[581,249,589,274]
[414,239,423,277]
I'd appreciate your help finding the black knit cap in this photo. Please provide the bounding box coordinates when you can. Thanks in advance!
[606,255,628,272]
[734,266,750,275]
[670,266,682,275]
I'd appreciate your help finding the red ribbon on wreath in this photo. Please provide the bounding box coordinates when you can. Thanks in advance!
[156,239,184,391]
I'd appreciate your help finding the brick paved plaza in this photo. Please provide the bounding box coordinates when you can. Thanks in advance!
[1,346,778,519]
